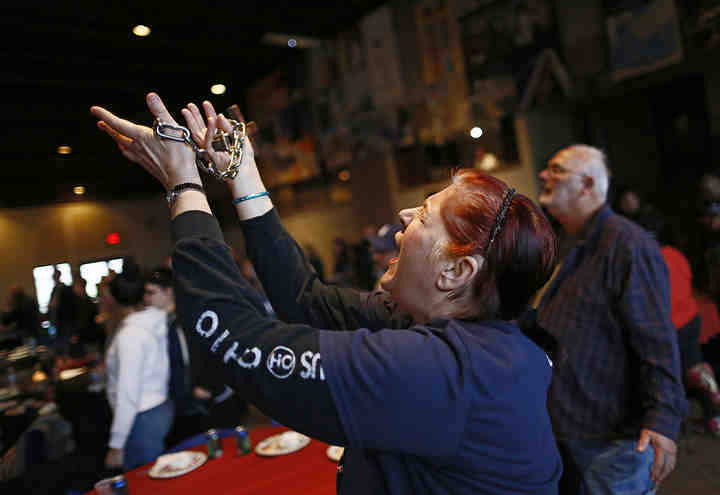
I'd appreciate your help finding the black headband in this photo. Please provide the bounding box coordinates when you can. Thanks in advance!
[485,188,516,256]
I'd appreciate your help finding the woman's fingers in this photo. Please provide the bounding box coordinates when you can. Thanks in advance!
[97,121,133,147]
[181,108,203,144]
[217,114,236,134]
[187,103,205,129]
[98,121,144,165]
[202,100,218,122]
[203,117,230,170]
[145,93,177,125]
[91,106,144,140]
[91,96,197,192]
[205,116,218,150]
[183,103,207,143]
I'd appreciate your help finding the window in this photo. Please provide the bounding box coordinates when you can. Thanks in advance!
[32,263,72,314]
[79,258,124,299]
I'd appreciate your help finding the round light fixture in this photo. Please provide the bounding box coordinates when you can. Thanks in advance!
[211,84,226,95]
[57,145,72,155]
[288,38,297,48]
[133,25,151,37]
[73,186,85,196]
[470,127,483,139]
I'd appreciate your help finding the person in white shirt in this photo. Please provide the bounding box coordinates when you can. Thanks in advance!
[100,261,172,471]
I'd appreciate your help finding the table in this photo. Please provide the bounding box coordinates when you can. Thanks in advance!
[87,426,338,495]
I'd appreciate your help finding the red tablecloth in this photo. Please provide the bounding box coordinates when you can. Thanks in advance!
[87,426,338,495]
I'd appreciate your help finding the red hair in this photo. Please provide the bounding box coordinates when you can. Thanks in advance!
[440,169,557,320]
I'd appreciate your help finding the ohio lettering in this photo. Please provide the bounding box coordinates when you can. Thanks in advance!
[300,351,325,381]
[267,346,296,379]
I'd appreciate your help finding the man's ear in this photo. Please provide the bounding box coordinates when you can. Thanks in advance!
[437,255,481,292]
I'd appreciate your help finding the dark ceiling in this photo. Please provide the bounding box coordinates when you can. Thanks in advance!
[0,2,386,208]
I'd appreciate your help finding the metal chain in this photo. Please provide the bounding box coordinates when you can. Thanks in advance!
[153,119,246,181]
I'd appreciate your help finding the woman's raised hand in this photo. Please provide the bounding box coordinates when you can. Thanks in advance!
[182,101,230,172]
[181,100,257,175]
[90,93,200,190]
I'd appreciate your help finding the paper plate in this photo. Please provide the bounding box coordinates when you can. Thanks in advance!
[326,446,344,462]
[0,387,18,400]
[148,451,207,479]
[0,400,18,413]
[255,431,310,456]
[59,367,87,380]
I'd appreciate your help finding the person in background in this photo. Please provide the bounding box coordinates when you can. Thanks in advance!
[615,186,664,238]
[351,226,376,291]
[100,261,172,471]
[367,223,402,291]
[655,222,720,436]
[0,285,40,349]
[536,144,687,494]
[143,266,206,447]
[91,93,562,495]
[688,173,720,299]
[49,271,82,355]
[47,268,66,327]
[329,237,354,287]
[70,276,102,351]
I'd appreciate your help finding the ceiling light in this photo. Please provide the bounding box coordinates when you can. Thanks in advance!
[57,145,72,155]
[211,84,226,95]
[73,186,85,196]
[479,153,498,171]
[338,170,351,182]
[470,127,483,139]
[261,33,321,49]
[133,25,151,37]
[32,370,47,382]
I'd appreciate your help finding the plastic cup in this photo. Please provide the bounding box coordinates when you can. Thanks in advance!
[94,477,114,495]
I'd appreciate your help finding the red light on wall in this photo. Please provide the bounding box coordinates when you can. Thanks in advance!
[106,232,121,245]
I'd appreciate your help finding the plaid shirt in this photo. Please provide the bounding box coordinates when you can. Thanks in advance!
[537,205,687,441]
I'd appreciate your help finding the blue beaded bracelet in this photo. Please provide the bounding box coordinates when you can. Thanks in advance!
[232,191,269,204]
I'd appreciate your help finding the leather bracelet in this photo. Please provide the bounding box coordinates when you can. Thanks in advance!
[166,182,205,206]
[232,191,269,204]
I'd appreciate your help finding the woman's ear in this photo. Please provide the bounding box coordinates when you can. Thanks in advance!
[437,255,481,292]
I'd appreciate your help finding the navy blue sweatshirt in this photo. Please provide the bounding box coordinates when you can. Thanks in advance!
[171,209,561,494]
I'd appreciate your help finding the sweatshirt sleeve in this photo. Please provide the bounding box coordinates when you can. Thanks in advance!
[171,211,347,445]
[240,209,411,332]
[109,329,151,449]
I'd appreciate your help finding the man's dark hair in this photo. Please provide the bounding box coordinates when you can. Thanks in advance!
[109,258,145,306]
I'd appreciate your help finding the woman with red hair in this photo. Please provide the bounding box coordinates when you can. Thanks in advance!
[91,94,561,495]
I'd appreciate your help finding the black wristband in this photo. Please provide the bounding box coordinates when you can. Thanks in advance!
[166,182,205,206]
